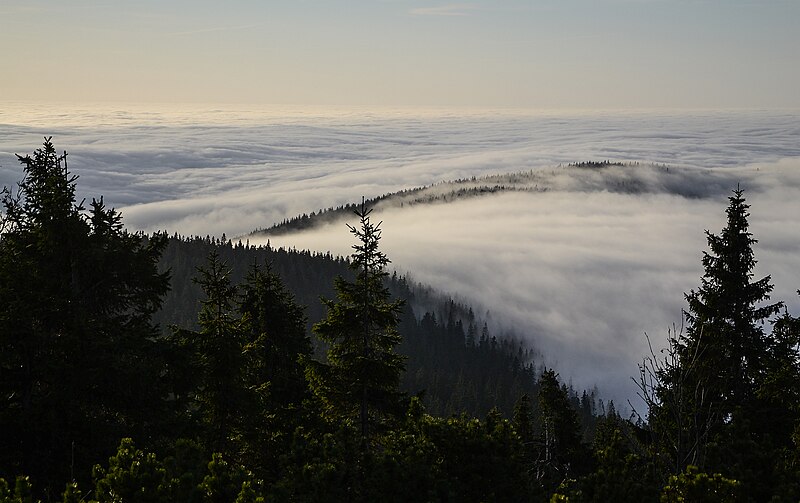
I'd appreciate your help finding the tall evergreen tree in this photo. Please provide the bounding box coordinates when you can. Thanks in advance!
[306,200,406,444]
[512,393,536,469]
[237,259,313,475]
[535,369,587,490]
[642,187,797,498]
[239,259,311,410]
[172,251,246,457]
[656,187,781,471]
[0,139,170,489]
[681,187,782,416]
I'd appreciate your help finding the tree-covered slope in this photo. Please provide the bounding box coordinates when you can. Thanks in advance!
[153,234,602,421]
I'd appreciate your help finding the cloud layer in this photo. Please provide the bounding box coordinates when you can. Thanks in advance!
[258,173,800,406]
[3,104,799,238]
[2,103,799,404]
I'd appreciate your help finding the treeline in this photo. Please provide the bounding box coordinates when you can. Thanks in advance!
[253,160,694,237]
[1,139,799,501]
[566,161,628,169]
[249,188,427,236]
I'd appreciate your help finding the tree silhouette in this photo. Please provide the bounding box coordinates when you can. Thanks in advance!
[307,200,406,445]
[0,138,170,489]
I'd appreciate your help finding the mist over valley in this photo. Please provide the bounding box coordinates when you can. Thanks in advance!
[2,104,799,405]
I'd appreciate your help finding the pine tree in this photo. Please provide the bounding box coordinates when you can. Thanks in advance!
[643,187,794,497]
[237,259,312,475]
[172,251,246,456]
[0,138,170,489]
[306,200,406,444]
[680,187,782,417]
[534,368,590,496]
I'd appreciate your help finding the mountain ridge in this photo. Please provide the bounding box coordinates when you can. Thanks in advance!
[248,161,732,237]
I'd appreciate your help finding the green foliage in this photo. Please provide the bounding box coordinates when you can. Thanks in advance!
[198,453,264,503]
[92,438,170,503]
[60,482,83,503]
[274,426,364,502]
[0,476,35,503]
[679,187,781,429]
[155,234,549,420]
[168,251,314,475]
[84,438,263,503]
[7,138,798,502]
[274,399,536,502]
[638,188,800,499]
[187,251,247,456]
[660,465,741,503]
[513,393,536,466]
[239,259,311,411]
[574,415,660,502]
[237,259,313,475]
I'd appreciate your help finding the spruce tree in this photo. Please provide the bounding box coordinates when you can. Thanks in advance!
[307,200,406,444]
[681,187,781,416]
[535,369,586,489]
[172,251,246,457]
[646,187,791,496]
[237,259,312,475]
[0,139,170,489]
[512,393,536,468]
[239,259,311,410]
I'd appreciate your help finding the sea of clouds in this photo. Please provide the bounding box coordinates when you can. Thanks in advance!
[2,103,799,406]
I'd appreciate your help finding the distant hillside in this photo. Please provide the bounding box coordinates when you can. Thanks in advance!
[249,161,727,237]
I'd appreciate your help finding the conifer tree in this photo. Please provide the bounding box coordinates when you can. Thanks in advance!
[536,369,586,486]
[0,139,170,488]
[239,259,311,410]
[237,259,312,475]
[172,251,246,456]
[655,187,782,473]
[306,200,406,444]
[680,187,781,417]
[643,187,796,498]
[512,393,536,468]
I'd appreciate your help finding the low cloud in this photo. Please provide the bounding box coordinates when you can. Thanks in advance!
[3,106,799,239]
[259,177,800,405]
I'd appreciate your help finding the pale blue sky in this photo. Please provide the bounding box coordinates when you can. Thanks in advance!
[2,0,799,109]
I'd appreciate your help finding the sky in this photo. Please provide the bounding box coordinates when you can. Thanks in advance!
[3,0,800,109]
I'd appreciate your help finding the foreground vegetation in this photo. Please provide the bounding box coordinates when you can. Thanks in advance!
[1,140,798,501]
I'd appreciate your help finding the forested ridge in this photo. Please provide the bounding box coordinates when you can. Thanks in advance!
[252,160,721,237]
[1,139,799,502]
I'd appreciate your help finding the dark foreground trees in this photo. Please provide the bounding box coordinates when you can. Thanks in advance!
[640,187,800,501]
[2,139,799,501]
[0,139,170,491]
